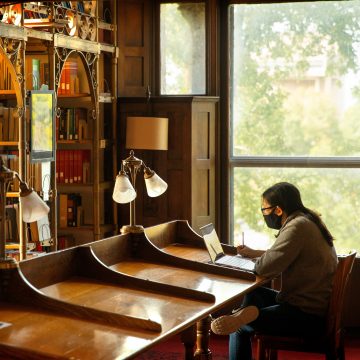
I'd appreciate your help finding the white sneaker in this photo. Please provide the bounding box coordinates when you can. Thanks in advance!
[210,305,259,335]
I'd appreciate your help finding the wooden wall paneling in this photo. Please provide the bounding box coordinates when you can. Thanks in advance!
[160,103,192,224]
[117,96,219,233]
[191,99,216,232]
[118,0,151,96]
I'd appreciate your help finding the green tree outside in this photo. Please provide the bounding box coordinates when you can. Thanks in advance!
[231,1,360,253]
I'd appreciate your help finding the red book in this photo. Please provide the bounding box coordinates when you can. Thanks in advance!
[56,113,59,141]
[59,71,65,95]
[64,62,70,95]
[56,150,59,182]
[59,150,64,183]
[69,150,74,184]
[77,150,82,183]
[64,150,70,184]
[74,150,80,183]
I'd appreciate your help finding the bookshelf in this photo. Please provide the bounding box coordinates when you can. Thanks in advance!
[0,1,118,256]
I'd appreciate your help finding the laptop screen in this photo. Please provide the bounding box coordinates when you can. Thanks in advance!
[199,223,224,262]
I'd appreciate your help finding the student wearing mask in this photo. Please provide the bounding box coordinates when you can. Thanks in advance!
[210,182,338,360]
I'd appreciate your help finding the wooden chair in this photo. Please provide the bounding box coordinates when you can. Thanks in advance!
[255,251,357,360]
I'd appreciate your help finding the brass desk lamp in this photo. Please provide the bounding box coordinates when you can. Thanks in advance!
[0,157,50,266]
[113,116,168,234]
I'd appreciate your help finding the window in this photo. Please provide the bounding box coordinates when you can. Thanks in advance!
[229,1,360,254]
[160,2,206,94]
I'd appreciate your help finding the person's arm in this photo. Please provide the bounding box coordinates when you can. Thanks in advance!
[255,217,305,277]
[237,245,265,259]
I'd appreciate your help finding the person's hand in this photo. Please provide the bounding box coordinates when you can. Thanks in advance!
[237,245,261,259]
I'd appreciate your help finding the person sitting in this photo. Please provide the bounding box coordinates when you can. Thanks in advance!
[210,182,338,360]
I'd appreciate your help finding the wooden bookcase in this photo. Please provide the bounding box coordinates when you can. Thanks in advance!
[118,96,219,233]
[0,1,118,257]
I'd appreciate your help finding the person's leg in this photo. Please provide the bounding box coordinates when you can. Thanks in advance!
[242,286,278,308]
[227,286,279,360]
[229,325,253,360]
[251,302,326,336]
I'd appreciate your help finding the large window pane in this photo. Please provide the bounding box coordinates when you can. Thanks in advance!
[160,3,206,95]
[230,1,360,254]
[231,1,360,157]
[233,167,360,254]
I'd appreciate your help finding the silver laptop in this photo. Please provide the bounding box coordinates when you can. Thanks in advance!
[200,223,256,272]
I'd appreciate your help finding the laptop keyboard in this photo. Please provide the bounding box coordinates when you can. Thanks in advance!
[215,255,255,271]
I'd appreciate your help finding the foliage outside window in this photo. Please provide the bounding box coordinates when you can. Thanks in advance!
[160,2,206,95]
[230,1,360,254]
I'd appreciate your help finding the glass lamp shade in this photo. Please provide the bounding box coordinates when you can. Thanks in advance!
[144,171,168,197]
[112,172,137,204]
[20,190,50,223]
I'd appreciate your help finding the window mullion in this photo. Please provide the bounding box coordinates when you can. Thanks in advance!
[230,156,360,168]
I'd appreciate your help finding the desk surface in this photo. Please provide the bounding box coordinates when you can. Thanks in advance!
[0,221,265,360]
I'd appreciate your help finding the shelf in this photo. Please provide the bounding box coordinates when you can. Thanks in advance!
[26,29,53,42]
[24,19,68,29]
[57,181,114,192]
[0,0,118,252]
[5,192,19,198]
[98,21,114,31]
[0,90,17,101]
[0,141,19,146]
[0,90,16,95]
[58,93,91,98]
[58,224,115,233]
[58,225,94,232]
[0,22,27,41]
[57,140,92,148]
[58,183,94,192]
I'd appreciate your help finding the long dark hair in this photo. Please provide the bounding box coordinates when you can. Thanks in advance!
[262,182,334,247]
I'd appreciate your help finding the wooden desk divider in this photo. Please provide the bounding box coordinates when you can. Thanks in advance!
[141,220,256,281]
[5,241,217,333]
[0,220,260,359]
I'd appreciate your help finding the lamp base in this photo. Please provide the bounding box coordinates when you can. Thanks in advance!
[120,225,144,234]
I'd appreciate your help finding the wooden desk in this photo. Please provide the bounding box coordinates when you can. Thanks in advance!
[0,220,265,359]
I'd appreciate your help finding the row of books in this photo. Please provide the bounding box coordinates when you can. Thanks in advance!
[58,192,83,228]
[0,152,46,193]
[5,249,46,262]
[0,57,14,90]
[4,200,50,258]
[25,57,49,90]
[56,149,91,184]
[4,204,19,242]
[0,106,19,141]
[0,103,19,141]
[57,107,89,140]
[58,60,80,95]
[59,2,95,14]
[23,9,48,20]
[58,234,76,250]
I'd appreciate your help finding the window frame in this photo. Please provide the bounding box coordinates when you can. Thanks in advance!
[155,0,214,96]
[223,0,360,246]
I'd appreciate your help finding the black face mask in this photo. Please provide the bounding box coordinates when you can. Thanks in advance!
[263,208,282,229]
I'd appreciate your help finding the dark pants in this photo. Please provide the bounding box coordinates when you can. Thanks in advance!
[229,286,326,360]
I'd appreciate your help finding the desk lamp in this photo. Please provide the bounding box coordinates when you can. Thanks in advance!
[113,116,168,234]
[0,157,50,266]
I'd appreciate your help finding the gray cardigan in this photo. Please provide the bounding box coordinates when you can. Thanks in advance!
[255,211,338,317]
